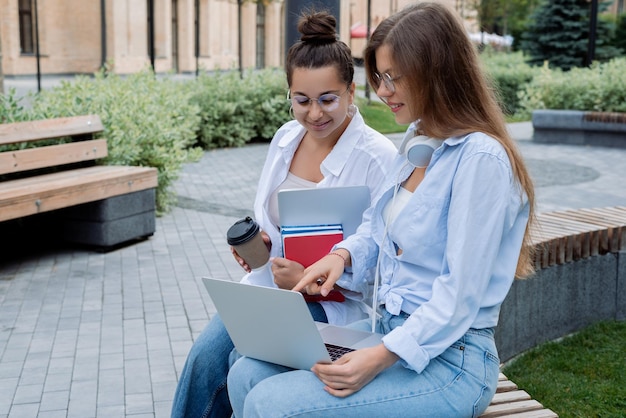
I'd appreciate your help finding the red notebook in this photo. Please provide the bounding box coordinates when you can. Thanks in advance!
[281,225,343,268]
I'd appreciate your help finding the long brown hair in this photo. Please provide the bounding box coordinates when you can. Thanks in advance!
[365,3,536,278]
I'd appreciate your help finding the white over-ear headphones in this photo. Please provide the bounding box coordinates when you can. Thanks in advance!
[398,122,441,168]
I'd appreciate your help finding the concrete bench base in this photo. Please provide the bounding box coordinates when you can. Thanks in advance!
[0,190,156,254]
[57,189,156,249]
[496,252,624,362]
[532,109,626,148]
[495,206,626,363]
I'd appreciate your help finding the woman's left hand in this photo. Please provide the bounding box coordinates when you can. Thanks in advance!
[271,257,304,289]
[311,344,399,397]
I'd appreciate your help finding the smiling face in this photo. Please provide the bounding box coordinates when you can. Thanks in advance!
[289,66,355,142]
[373,45,413,126]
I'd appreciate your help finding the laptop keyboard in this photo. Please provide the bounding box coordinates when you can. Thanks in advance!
[325,343,355,361]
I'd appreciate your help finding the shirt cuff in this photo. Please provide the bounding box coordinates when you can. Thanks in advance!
[382,326,430,373]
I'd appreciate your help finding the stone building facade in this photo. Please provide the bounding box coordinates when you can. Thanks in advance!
[3,0,619,78]
[0,0,471,77]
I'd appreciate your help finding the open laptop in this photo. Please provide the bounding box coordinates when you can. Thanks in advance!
[202,277,383,370]
[278,185,370,237]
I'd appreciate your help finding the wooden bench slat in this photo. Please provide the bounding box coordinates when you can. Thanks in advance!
[0,139,108,175]
[0,115,104,145]
[491,409,558,418]
[0,165,158,222]
[496,379,518,393]
[479,399,546,417]
[490,390,531,405]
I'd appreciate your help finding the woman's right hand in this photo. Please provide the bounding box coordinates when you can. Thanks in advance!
[293,249,348,297]
[230,246,251,273]
[231,231,272,273]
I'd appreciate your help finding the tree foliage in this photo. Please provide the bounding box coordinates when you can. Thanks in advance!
[519,0,622,71]
[609,12,626,53]
[471,0,539,37]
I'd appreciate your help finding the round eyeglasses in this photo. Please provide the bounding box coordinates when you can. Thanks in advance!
[288,88,349,113]
[373,72,403,94]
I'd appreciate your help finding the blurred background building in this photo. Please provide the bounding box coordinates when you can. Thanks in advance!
[0,0,622,78]
[0,0,472,78]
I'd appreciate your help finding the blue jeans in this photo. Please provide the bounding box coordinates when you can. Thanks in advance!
[227,309,499,418]
[170,304,328,418]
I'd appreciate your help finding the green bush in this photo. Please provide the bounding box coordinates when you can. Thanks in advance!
[481,51,540,116]
[516,57,626,119]
[0,88,29,124]
[191,68,290,149]
[25,68,203,214]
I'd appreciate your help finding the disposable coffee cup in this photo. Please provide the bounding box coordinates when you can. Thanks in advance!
[227,216,270,270]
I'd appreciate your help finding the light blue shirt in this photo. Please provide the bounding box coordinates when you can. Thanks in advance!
[338,131,530,373]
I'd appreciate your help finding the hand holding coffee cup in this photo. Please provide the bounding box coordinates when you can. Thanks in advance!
[227,217,270,272]
[230,231,271,272]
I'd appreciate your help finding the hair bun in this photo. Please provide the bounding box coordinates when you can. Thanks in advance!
[298,11,337,45]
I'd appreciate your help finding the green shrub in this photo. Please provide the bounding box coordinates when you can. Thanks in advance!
[0,88,29,124]
[27,68,203,214]
[191,68,290,149]
[481,51,539,116]
[516,57,626,118]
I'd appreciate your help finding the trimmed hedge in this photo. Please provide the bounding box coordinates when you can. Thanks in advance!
[191,68,290,149]
[516,57,626,119]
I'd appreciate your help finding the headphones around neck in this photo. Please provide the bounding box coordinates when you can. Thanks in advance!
[398,123,441,168]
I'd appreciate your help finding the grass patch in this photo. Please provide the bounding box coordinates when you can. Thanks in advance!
[357,96,527,133]
[356,97,405,134]
[502,320,626,417]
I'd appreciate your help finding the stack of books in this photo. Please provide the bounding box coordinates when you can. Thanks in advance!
[281,224,344,268]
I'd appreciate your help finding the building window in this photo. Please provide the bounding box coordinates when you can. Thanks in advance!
[18,0,35,54]
[255,3,265,69]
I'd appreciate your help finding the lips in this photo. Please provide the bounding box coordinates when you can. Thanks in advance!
[308,120,332,131]
[388,102,403,113]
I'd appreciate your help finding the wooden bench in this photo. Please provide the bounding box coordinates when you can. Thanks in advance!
[480,373,558,417]
[0,114,158,249]
[486,206,626,417]
[530,206,626,269]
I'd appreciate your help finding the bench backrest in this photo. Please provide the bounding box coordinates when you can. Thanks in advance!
[0,115,107,176]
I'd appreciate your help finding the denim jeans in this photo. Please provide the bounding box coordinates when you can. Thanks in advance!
[227,309,499,418]
[170,304,328,418]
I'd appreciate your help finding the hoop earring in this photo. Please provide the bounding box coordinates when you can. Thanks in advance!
[347,103,357,118]
[289,106,295,120]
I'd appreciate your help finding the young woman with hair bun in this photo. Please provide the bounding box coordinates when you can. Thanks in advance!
[170,10,397,418]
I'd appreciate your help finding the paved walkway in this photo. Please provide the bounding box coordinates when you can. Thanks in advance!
[2,76,626,417]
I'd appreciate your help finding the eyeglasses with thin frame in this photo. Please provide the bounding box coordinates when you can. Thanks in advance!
[288,87,350,113]
[373,72,403,94]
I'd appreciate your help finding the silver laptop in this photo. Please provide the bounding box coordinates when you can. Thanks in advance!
[278,186,370,237]
[202,277,383,370]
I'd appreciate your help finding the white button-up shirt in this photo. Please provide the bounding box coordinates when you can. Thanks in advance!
[243,109,398,325]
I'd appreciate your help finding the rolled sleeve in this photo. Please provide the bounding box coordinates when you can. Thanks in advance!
[382,326,430,373]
